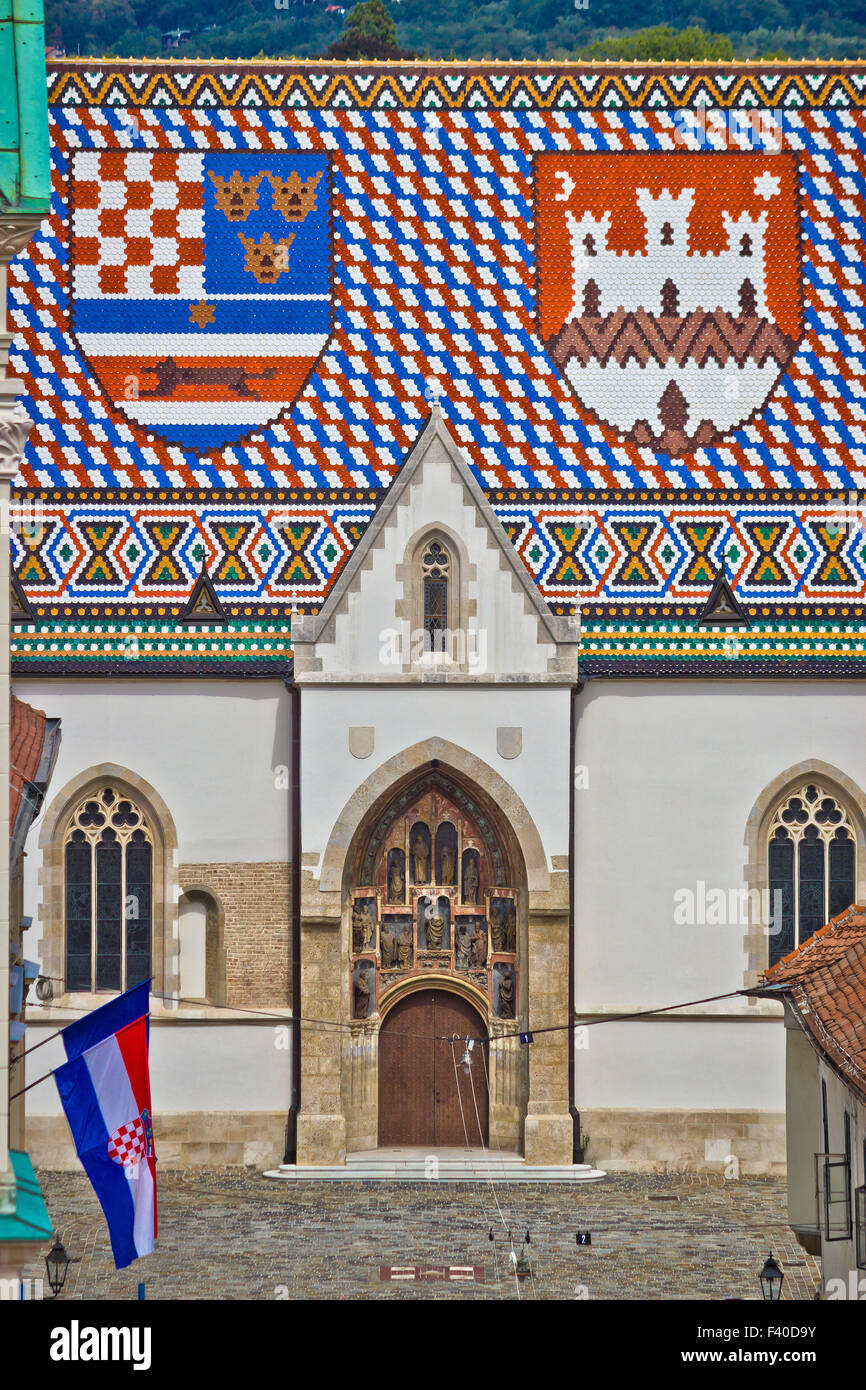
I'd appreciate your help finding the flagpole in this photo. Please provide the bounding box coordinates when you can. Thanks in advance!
[10,1030,60,1061]
[9,1071,55,1104]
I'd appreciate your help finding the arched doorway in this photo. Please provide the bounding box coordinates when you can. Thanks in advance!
[378,989,489,1147]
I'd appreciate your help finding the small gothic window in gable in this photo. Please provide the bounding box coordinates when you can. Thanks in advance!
[421,540,450,654]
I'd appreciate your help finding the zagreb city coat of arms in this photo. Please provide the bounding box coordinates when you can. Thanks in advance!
[535,153,803,455]
[70,151,331,450]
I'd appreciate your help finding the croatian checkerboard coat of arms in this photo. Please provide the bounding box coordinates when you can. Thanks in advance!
[70,151,331,451]
[536,153,804,455]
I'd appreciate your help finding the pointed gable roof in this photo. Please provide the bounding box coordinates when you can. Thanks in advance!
[292,404,579,680]
[698,566,750,627]
[179,563,226,624]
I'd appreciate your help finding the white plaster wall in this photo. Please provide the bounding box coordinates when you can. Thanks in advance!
[14,678,290,880]
[575,1019,785,1110]
[574,681,866,1011]
[23,1020,291,1115]
[301,686,571,870]
[315,438,557,680]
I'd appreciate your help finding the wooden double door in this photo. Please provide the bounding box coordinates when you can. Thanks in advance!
[378,990,489,1147]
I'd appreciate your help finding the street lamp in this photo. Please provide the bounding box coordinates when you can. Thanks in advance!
[759,1251,784,1301]
[45,1235,72,1298]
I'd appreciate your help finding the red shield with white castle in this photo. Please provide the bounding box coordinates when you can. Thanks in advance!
[536,153,803,455]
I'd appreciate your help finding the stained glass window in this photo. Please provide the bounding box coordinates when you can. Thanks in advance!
[768,784,856,967]
[64,788,153,992]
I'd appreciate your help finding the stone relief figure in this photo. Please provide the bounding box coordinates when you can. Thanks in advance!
[463,856,479,905]
[380,922,396,969]
[353,902,375,951]
[411,833,429,884]
[351,901,366,954]
[397,928,412,970]
[426,910,445,951]
[354,965,373,1019]
[498,970,515,1019]
[388,855,405,904]
[440,844,456,886]
[490,902,508,953]
[470,921,488,968]
[456,926,471,970]
[506,901,517,954]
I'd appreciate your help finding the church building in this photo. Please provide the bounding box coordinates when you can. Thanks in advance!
[12,57,866,1174]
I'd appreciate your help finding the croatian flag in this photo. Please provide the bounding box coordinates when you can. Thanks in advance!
[53,984,157,1270]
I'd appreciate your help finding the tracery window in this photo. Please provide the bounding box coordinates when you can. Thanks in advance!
[65,788,153,992]
[767,783,856,966]
[421,540,450,654]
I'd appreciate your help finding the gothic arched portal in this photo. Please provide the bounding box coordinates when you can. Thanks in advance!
[343,763,528,1155]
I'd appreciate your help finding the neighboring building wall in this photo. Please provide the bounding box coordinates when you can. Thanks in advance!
[815,1062,866,1293]
[784,1009,822,1251]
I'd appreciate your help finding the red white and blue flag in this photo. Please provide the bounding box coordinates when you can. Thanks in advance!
[53,982,157,1270]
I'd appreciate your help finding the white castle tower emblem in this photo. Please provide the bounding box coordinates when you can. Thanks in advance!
[566,188,770,322]
[545,182,800,456]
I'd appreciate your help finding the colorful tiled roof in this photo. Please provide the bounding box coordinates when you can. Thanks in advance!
[8,59,866,673]
[757,903,866,1101]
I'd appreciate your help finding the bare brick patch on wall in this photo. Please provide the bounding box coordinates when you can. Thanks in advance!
[179,862,291,1009]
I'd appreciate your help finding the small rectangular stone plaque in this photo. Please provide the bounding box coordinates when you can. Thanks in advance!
[379,1265,486,1283]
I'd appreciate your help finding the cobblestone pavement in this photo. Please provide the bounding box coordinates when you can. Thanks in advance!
[24,1169,820,1301]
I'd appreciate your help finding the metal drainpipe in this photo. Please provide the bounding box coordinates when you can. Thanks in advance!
[283,678,302,1164]
[569,681,584,1163]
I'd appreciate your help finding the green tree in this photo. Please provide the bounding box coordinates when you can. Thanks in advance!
[579,25,736,61]
[328,0,412,59]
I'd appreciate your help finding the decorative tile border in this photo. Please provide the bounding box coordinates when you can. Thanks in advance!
[45,63,866,113]
[10,618,292,673]
[11,488,865,615]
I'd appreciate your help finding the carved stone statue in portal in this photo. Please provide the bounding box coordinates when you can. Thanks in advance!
[352,960,375,1019]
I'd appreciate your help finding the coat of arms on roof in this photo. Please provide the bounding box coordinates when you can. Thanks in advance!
[69,152,332,453]
[536,153,804,456]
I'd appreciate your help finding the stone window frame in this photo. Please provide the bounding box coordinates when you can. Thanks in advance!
[394,524,477,674]
[38,763,179,1006]
[743,760,866,990]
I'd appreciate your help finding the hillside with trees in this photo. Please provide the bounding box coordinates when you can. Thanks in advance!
[46,0,866,63]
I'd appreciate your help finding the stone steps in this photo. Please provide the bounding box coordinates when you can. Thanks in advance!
[264,1150,606,1183]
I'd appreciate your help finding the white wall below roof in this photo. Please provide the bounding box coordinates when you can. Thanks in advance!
[574,680,866,1012]
[14,678,290,872]
[23,1020,291,1116]
[575,1018,785,1110]
[300,685,571,869]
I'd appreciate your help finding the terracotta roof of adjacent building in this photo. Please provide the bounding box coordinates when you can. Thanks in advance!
[755,904,866,1102]
[10,695,48,832]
